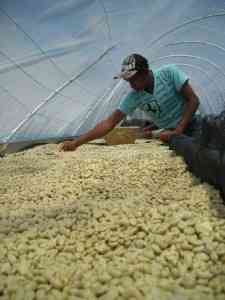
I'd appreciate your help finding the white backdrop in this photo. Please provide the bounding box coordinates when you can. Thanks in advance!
[1,0,225,148]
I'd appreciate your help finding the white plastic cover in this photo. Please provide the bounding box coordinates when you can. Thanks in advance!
[1,0,225,148]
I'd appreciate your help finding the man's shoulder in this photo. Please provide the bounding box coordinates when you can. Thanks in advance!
[155,64,180,83]
[156,64,177,75]
[118,90,140,113]
[124,90,140,101]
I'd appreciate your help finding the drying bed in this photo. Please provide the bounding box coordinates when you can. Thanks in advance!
[0,141,225,300]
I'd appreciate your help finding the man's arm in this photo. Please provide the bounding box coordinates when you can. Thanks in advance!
[175,82,199,134]
[159,82,199,142]
[60,110,125,151]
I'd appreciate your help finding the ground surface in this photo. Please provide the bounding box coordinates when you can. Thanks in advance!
[0,140,225,300]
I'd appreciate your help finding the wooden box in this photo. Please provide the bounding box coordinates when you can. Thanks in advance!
[104,127,141,145]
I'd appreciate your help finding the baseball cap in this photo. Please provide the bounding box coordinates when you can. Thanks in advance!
[114,53,149,80]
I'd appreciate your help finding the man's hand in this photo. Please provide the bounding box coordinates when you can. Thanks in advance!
[143,127,152,138]
[59,140,78,152]
[159,129,179,142]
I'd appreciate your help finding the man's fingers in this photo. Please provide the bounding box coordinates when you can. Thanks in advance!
[59,143,63,151]
[59,142,67,152]
[159,130,175,142]
[58,141,78,152]
[143,128,152,138]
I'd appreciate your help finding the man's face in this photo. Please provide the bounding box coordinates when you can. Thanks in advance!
[126,71,147,91]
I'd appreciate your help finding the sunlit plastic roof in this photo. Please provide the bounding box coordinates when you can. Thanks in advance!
[1,0,225,150]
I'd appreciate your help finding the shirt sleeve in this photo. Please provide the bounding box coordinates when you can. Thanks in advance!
[167,65,189,91]
[118,91,139,115]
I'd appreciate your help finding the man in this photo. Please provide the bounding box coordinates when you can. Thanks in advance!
[60,53,200,151]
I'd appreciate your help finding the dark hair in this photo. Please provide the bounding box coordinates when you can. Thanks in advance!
[132,53,149,71]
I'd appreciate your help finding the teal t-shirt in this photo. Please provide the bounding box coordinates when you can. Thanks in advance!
[118,64,190,129]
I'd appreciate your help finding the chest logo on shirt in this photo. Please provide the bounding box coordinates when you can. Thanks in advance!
[141,100,161,117]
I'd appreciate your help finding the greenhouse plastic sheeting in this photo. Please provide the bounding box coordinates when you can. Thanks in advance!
[1,0,225,151]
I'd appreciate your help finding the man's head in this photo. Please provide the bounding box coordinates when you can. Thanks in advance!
[114,53,150,91]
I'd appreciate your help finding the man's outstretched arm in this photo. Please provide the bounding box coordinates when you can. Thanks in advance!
[60,110,125,151]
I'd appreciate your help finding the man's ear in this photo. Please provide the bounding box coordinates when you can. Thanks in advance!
[143,69,149,76]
